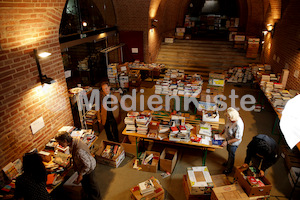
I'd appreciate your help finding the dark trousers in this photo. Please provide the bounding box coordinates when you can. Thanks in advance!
[81,169,101,200]
[104,115,119,142]
[226,145,238,171]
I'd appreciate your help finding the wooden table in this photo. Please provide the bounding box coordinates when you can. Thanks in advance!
[130,67,159,81]
[152,112,225,129]
[122,129,222,166]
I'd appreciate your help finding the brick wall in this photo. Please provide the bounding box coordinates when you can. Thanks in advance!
[263,0,300,90]
[0,1,74,169]
[112,0,150,62]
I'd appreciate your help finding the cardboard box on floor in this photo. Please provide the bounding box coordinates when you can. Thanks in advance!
[140,151,160,173]
[63,172,83,200]
[186,166,214,195]
[160,148,178,173]
[122,136,137,155]
[96,140,125,168]
[130,177,164,200]
[234,166,272,197]
[211,174,231,187]
[183,175,210,200]
[183,174,231,200]
[211,184,249,200]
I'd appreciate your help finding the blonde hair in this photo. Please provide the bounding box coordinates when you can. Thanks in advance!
[226,107,240,121]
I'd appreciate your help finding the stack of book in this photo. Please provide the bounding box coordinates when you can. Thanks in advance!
[138,179,155,196]
[58,126,75,133]
[136,116,151,135]
[125,116,136,133]
[147,121,160,138]
[169,124,191,142]
[85,110,98,125]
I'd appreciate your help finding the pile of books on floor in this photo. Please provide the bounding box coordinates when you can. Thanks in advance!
[138,179,155,196]
[154,69,203,97]
[130,177,164,199]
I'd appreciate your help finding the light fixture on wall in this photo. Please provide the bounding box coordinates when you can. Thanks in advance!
[267,23,276,38]
[33,49,55,85]
[262,29,268,36]
[151,19,158,29]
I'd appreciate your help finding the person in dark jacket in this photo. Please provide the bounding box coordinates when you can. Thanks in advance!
[15,152,52,200]
[242,134,279,177]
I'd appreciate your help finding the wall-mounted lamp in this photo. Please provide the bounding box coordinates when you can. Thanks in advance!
[267,23,276,38]
[82,21,88,27]
[151,19,158,29]
[262,29,268,36]
[33,49,55,85]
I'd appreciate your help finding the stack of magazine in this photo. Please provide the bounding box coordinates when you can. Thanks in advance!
[138,179,155,196]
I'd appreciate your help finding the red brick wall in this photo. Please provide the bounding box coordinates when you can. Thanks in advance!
[0,1,74,169]
[263,0,300,90]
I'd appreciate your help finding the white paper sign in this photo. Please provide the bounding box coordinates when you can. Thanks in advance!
[65,70,71,78]
[131,48,138,54]
[30,117,45,135]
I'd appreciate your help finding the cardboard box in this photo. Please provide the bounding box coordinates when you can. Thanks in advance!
[209,72,226,80]
[96,140,125,168]
[183,175,210,200]
[211,174,231,187]
[63,172,83,200]
[207,85,225,93]
[122,136,137,155]
[208,78,225,87]
[211,184,249,200]
[130,177,164,200]
[160,148,178,173]
[234,166,272,197]
[176,27,186,33]
[165,38,174,43]
[186,166,214,195]
[140,151,160,173]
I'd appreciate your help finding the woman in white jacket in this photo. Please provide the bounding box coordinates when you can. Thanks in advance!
[221,107,244,174]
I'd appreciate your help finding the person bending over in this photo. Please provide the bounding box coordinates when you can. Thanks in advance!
[242,134,278,177]
[55,131,101,200]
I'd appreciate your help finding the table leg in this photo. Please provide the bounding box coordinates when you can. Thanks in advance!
[135,137,138,158]
[272,116,279,135]
[202,149,208,166]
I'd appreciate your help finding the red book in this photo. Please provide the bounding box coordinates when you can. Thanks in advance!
[179,125,187,131]
[171,126,179,133]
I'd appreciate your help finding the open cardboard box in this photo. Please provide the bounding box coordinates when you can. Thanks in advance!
[160,148,178,173]
[96,140,125,168]
[140,151,160,173]
[122,136,138,156]
[234,166,272,197]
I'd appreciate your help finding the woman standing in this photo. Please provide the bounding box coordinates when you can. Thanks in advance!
[221,107,244,174]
